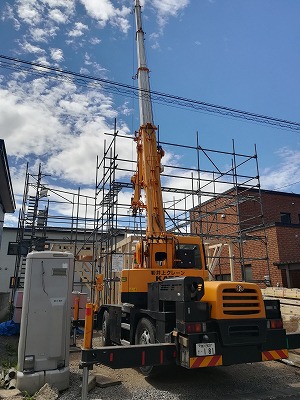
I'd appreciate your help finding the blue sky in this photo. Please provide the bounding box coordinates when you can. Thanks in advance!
[1,0,300,226]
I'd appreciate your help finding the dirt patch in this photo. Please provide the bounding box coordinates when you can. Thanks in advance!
[0,335,19,371]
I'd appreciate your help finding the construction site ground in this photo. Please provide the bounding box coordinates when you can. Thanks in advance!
[1,331,300,400]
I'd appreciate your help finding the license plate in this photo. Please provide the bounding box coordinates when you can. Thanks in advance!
[196,343,216,356]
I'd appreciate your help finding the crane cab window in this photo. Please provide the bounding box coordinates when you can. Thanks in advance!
[155,252,167,262]
[175,244,202,269]
[155,251,167,266]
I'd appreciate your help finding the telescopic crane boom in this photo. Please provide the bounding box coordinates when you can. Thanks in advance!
[131,0,166,238]
[135,0,154,127]
[121,0,207,301]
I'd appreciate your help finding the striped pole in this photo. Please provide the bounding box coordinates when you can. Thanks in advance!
[81,303,94,400]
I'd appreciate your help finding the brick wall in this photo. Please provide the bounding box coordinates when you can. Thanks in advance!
[260,192,300,225]
[193,189,300,288]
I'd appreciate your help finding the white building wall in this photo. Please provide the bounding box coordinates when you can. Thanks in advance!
[0,204,4,249]
[0,227,17,292]
[0,226,127,293]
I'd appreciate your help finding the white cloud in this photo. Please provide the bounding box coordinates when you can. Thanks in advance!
[90,37,101,45]
[1,4,21,29]
[152,0,189,17]
[149,32,159,41]
[261,148,300,191]
[16,0,43,25]
[3,213,19,227]
[0,73,133,187]
[151,0,189,28]
[21,40,45,55]
[9,163,29,194]
[119,101,134,116]
[45,0,74,7]
[68,21,88,37]
[50,48,64,62]
[146,0,190,48]
[48,8,68,24]
[16,0,75,25]
[0,85,67,157]
[29,26,58,42]
[9,1,75,50]
[149,32,160,50]
[80,0,131,33]
[34,56,51,66]
[45,128,105,184]
[1,0,194,228]
[81,53,107,77]
[45,120,133,185]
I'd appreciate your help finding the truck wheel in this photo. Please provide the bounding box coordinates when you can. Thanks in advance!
[135,318,158,377]
[102,310,112,346]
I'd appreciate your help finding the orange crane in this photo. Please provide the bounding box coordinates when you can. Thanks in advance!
[90,0,299,378]
[121,0,207,307]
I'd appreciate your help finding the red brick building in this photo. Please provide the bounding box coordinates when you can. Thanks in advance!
[191,187,300,288]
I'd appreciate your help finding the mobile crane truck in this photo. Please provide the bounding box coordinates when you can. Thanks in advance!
[82,0,300,378]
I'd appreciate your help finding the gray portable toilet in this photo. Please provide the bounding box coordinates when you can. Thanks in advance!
[17,251,74,395]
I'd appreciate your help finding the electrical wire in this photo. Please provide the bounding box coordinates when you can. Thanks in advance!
[275,180,300,191]
[1,54,300,131]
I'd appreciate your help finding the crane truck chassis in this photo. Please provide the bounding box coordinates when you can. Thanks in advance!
[80,276,300,376]
[89,276,300,375]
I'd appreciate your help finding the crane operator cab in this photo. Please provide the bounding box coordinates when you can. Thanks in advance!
[120,234,208,307]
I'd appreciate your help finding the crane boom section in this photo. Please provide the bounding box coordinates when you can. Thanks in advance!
[134,0,153,126]
[132,126,166,237]
[132,0,166,237]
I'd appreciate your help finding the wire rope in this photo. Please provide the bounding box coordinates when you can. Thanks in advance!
[1,54,299,131]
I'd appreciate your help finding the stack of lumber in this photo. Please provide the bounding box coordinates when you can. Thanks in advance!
[262,287,300,367]
[262,287,300,333]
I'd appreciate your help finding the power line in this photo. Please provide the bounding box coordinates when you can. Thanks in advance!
[275,179,300,191]
[1,54,300,131]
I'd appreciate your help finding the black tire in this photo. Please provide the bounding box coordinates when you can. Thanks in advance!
[135,318,158,377]
[102,310,112,346]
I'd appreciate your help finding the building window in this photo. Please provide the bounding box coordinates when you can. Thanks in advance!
[242,264,253,282]
[280,212,291,224]
[215,274,231,281]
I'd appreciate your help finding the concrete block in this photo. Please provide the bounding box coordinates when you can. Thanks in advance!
[95,374,122,388]
[16,370,45,396]
[16,367,69,396]
[33,383,59,400]
[80,375,96,392]
[0,388,23,398]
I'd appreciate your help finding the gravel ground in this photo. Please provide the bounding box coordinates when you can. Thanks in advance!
[62,352,300,400]
[1,332,300,400]
[60,331,300,400]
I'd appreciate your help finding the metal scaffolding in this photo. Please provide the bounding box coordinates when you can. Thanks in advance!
[11,122,270,307]
[10,163,97,305]
[95,124,271,303]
